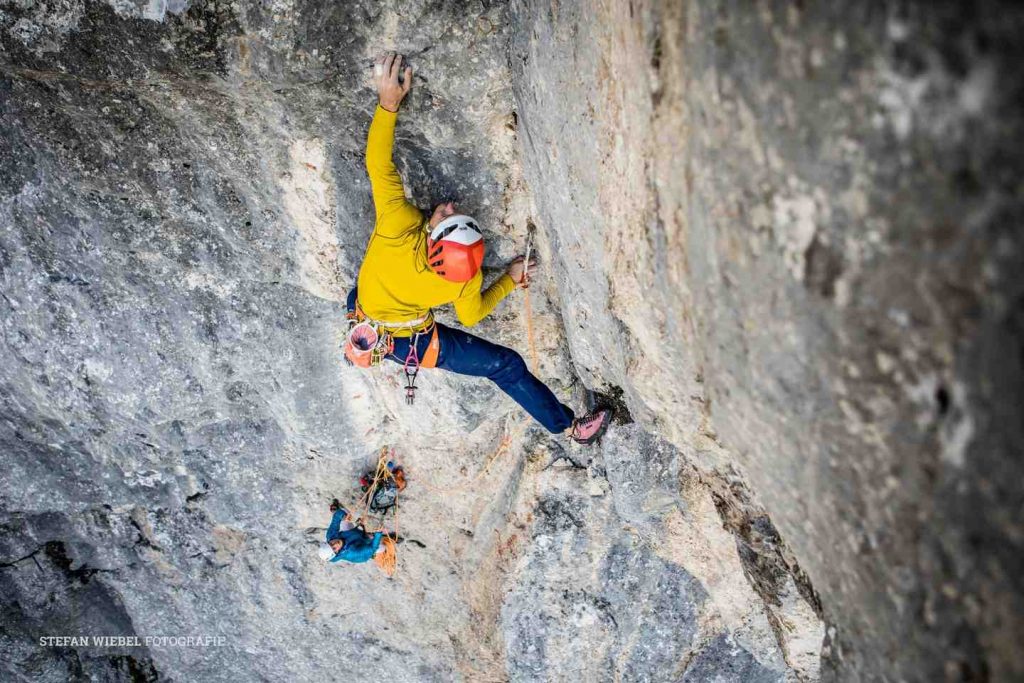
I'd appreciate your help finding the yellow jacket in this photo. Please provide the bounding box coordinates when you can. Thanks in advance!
[356,106,515,336]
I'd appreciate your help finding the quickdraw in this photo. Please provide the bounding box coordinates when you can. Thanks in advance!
[403,327,423,405]
[343,300,427,369]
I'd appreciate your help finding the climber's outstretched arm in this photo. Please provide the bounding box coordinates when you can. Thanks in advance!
[325,508,347,541]
[366,52,421,236]
[453,255,539,327]
[375,51,412,114]
[454,273,516,327]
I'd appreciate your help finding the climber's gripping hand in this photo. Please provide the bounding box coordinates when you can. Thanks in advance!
[507,256,538,288]
[375,51,413,113]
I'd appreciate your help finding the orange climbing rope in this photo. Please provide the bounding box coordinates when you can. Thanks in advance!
[522,229,540,373]
[353,446,402,577]
[415,230,541,495]
[411,412,542,500]
[373,535,398,576]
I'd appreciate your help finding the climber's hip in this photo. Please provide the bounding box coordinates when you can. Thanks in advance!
[345,288,435,336]
[346,287,572,432]
[345,287,439,369]
[385,324,440,369]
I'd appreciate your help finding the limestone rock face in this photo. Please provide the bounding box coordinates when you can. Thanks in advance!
[509,0,1024,681]
[501,426,803,683]
[1,1,525,680]
[0,1,1020,682]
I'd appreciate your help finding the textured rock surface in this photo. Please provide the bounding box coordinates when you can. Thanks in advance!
[510,0,1024,681]
[1,0,1021,681]
[0,1,524,680]
[1,1,812,681]
[502,426,805,682]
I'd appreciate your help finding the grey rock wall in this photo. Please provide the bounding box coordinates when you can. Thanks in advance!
[510,0,1024,681]
[1,0,811,680]
[501,425,806,682]
[1,1,523,680]
[2,0,1020,681]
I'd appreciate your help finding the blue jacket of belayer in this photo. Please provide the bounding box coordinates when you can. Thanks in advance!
[326,508,383,564]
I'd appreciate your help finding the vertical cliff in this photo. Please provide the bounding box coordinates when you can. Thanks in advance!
[510,1,1024,680]
[1,1,1022,681]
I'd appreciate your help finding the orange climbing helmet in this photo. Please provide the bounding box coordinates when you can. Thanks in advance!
[427,214,484,283]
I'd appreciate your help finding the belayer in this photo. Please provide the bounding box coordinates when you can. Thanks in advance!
[318,499,394,565]
[345,51,612,445]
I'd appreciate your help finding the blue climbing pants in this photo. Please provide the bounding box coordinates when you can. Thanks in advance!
[347,289,574,433]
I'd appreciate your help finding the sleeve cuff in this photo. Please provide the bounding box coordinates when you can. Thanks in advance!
[375,104,399,119]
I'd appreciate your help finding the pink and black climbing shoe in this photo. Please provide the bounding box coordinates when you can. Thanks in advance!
[570,407,614,445]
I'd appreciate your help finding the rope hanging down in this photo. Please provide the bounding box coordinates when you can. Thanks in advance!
[522,226,540,374]
[415,227,541,495]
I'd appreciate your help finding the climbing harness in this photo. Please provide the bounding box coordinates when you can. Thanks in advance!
[344,299,439,405]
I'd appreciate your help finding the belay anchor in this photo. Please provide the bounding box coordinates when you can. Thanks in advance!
[360,457,406,513]
[357,448,408,577]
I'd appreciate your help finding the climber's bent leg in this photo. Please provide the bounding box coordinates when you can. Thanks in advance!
[429,324,574,434]
[350,287,571,432]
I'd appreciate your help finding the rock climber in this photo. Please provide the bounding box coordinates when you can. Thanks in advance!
[348,50,612,445]
[318,499,392,564]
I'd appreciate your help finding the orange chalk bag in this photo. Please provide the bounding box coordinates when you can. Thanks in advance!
[342,301,440,405]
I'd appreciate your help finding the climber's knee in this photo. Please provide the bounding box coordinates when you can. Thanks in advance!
[489,347,527,386]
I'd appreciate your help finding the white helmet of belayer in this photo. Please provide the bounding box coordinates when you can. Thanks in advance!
[427,214,484,283]
[318,542,336,562]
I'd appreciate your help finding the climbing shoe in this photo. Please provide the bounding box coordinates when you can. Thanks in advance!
[570,407,613,445]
